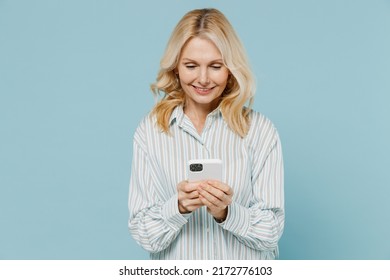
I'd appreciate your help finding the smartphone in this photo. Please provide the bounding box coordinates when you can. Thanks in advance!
[188,159,222,182]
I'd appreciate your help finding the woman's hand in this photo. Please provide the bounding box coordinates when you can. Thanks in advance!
[177,180,204,214]
[197,180,233,222]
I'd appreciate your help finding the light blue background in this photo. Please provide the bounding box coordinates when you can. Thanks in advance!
[1,0,389,260]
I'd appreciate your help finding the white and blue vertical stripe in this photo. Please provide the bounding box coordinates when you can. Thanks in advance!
[128,105,284,259]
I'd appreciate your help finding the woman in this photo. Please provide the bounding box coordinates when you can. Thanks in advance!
[128,8,284,260]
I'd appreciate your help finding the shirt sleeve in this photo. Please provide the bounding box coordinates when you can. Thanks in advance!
[221,124,285,254]
[128,121,191,253]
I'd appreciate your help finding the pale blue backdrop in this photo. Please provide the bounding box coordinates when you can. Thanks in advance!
[1,0,389,259]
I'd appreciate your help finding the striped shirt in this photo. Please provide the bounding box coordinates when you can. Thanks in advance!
[128,105,284,259]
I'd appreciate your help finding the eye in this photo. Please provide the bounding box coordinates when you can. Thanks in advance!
[211,65,222,70]
[185,64,197,69]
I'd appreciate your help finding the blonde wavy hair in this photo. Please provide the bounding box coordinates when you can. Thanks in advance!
[151,8,255,137]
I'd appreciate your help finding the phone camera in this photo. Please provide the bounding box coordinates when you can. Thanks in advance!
[190,163,203,172]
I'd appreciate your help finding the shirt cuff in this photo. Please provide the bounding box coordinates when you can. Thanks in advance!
[221,201,250,236]
[161,193,191,231]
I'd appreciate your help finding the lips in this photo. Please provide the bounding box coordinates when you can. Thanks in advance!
[192,85,215,95]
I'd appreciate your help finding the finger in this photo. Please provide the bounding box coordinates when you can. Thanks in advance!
[178,191,200,203]
[190,190,200,198]
[198,194,215,209]
[200,183,232,204]
[198,186,225,208]
[178,181,203,193]
[179,200,203,213]
[199,194,228,220]
[181,198,204,210]
[207,180,233,195]
[185,204,203,212]
[199,183,224,200]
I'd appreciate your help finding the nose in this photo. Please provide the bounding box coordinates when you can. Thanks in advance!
[199,67,210,86]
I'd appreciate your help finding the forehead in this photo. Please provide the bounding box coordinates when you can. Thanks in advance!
[180,37,222,62]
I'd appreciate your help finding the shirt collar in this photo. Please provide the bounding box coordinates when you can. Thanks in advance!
[169,105,222,127]
[169,105,185,126]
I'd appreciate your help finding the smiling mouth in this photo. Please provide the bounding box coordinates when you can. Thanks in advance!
[192,85,215,94]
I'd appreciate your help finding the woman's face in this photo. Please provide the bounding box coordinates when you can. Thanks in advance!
[177,37,229,113]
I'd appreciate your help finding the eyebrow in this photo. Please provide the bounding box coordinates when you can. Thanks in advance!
[181,58,223,64]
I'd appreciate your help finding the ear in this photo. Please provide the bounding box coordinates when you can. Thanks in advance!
[174,70,179,82]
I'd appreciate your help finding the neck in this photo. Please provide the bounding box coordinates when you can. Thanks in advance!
[184,103,217,134]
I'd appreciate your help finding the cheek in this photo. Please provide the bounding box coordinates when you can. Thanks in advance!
[211,72,229,86]
[178,68,196,84]
[179,78,195,90]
